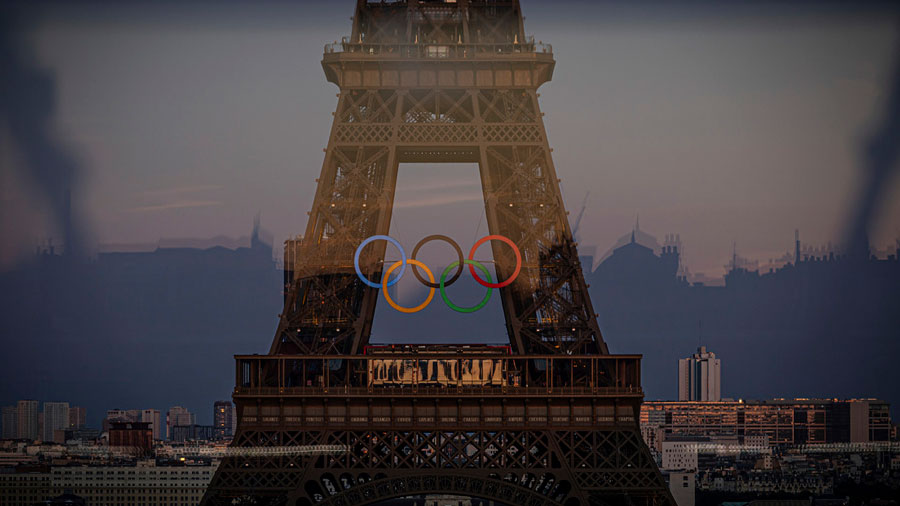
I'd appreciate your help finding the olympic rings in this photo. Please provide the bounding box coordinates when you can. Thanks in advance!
[411,235,464,289]
[352,234,521,313]
[467,235,522,288]
[440,260,492,313]
[354,235,406,288]
[382,259,435,313]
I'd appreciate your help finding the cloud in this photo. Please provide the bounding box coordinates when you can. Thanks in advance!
[395,180,481,193]
[128,185,224,213]
[126,200,223,213]
[393,192,483,210]
[142,184,223,196]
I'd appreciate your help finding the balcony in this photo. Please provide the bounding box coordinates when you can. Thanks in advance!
[320,36,556,89]
[234,353,643,399]
[324,37,553,61]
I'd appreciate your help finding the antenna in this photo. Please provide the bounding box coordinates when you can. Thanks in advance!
[732,241,738,272]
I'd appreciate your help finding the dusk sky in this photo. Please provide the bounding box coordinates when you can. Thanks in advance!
[2,1,899,279]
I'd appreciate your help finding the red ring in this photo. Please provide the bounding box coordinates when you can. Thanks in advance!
[467,235,522,288]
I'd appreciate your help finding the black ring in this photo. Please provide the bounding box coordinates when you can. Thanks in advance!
[410,235,464,289]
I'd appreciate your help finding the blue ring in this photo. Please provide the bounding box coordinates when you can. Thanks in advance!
[354,235,406,288]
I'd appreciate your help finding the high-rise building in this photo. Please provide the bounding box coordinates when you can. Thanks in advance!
[141,409,161,440]
[1,406,17,439]
[678,346,721,401]
[166,406,195,440]
[213,401,235,439]
[16,400,39,440]
[68,406,86,428]
[42,402,69,442]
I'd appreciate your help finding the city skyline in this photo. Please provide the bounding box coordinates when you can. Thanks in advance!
[3,223,898,428]
[0,400,236,441]
[72,217,900,282]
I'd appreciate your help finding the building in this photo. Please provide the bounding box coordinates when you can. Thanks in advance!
[17,400,39,441]
[213,401,235,439]
[141,409,161,440]
[641,398,892,448]
[105,408,140,422]
[641,406,666,452]
[62,427,99,443]
[34,491,87,506]
[108,421,153,456]
[2,406,17,439]
[667,471,695,506]
[678,346,721,401]
[166,406,195,440]
[0,461,218,506]
[661,439,700,471]
[593,228,682,290]
[0,468,51,505]
[67,407,85,429]
[105,408,159,438]
[42,402,69,442]
[170,424,215,442]
[103,408,140,432]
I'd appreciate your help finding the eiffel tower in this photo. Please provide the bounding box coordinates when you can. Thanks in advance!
[203,1,675,505]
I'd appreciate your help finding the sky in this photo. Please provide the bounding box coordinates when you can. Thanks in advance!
[1,1,898,280]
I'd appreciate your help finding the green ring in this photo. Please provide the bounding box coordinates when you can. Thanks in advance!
[440,260,493,313]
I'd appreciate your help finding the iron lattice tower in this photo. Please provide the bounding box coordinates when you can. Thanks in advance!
[203,1,675,505]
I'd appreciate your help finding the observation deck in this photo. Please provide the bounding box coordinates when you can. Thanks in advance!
[233,352,643,431]
[321,37,556,89]
[237,351,640,396]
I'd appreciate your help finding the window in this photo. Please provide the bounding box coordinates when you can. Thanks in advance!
[426,45,450,58]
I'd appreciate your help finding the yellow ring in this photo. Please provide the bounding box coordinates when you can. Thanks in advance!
[382,259,435,313]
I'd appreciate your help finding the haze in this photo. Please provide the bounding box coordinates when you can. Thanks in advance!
[1,1,898,279]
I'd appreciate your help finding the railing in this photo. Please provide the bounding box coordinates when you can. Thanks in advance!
[235,354,642,394]
[238,414,639,427]
[234,385,643,397]
[324,39,553,59]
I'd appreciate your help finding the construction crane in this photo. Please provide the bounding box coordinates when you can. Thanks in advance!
[572,191,590,242]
